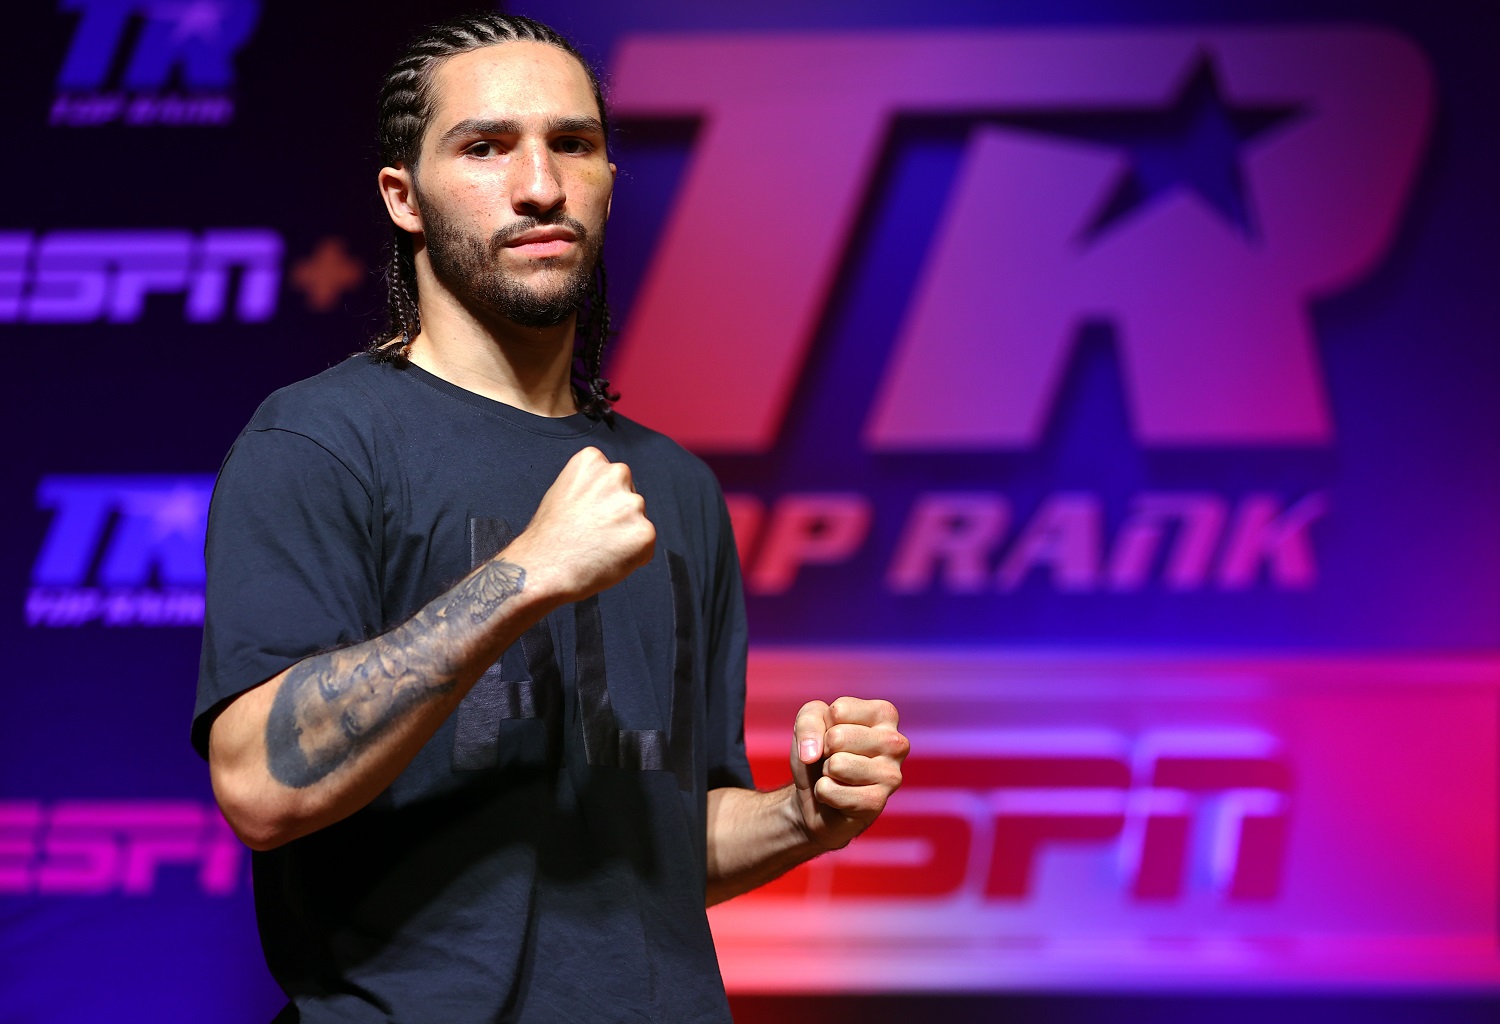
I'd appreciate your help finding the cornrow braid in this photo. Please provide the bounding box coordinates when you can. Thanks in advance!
[368,12,619,419]
[572,261,618,420]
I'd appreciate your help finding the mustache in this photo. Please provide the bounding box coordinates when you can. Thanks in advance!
[489,214,590,251]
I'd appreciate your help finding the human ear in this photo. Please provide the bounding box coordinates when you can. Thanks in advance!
[377,164,422,233]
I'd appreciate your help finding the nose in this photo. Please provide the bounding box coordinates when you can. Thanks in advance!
[512,138,565,217]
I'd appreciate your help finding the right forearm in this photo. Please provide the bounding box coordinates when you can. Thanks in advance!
[267,556,530,787]
[209,444,655,850]
[212,551,553,848]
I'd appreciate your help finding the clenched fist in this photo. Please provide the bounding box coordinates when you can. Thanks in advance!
[505,447,656,602]
[790,696,908,851]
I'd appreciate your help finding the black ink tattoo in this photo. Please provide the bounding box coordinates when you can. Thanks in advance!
[264,560,527,788]
[467,559,526,622]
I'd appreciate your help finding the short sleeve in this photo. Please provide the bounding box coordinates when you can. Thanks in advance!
[703,488,755,791]
[191,427,381,760]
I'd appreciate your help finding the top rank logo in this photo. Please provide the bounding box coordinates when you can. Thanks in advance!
[27,475,212,627]
[52,0,260,127]
[609,29,1433,453]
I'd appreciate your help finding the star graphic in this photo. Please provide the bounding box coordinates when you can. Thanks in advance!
[125,486,209,543]
[148,1,230,43]
[291,238,365,313]
[995,57,1300,243]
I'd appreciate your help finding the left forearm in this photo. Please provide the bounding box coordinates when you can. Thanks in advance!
[705,697,909,906]
[704,785,827,906]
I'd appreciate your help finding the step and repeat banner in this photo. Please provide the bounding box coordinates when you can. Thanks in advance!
[2,0,1497,1019]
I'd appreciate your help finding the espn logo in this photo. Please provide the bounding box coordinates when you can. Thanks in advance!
[0,230,282,323]
[748,729,1289,902]
[0,801,242,897]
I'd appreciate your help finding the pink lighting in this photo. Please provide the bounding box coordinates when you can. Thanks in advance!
[710,650,1500,990]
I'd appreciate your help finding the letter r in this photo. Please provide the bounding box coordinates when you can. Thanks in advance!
[866,31,1433,448]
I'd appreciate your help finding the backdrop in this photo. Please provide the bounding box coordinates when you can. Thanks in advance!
[1,0,1497,1021]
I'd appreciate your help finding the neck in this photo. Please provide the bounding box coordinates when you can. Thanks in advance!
[406,272,579,419]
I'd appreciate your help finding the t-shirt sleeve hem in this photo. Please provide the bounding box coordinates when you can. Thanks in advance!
[705,760,757,792]
[190,651,310,762]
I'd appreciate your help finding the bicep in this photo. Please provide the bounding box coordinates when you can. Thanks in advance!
[194,428,379,760]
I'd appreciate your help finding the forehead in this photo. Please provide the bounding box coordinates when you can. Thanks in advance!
[425,41,598,137]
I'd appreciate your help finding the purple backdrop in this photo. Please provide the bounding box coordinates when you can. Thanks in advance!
[2,1,1497,1021]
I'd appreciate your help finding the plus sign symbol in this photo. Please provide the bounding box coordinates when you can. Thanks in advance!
[290,237,364,313]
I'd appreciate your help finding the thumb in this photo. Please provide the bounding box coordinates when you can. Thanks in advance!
[793,700,832,764]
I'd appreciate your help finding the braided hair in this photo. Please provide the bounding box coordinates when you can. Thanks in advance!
[371,12,619,419]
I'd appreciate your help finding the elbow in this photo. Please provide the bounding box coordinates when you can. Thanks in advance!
[206,692,309,852]
[229,814,290,854]
[209,760,298,852]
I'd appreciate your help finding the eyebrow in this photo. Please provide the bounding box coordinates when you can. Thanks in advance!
[438,116,606,144]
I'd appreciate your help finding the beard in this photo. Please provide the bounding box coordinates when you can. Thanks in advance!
[416,182,602,329]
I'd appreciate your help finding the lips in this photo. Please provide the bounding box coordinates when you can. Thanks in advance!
[503,227,577,257]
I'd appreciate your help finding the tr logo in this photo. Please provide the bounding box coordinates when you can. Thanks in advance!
[608,29,1433,452]
[28,475,212,627]
[53,0,261,125]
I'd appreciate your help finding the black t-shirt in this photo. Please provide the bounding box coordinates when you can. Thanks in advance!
[194,354,753,1023]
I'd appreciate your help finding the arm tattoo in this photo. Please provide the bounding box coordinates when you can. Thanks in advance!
[264,559,526,788]
[466,558,525,622]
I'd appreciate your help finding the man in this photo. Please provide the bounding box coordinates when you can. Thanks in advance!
[193,12,907,1023]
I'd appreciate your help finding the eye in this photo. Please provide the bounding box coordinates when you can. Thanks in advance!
[555,137,592,155]
[465,140,498,158]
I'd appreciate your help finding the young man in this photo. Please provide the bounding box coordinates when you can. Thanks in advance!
[193,12,907,1023]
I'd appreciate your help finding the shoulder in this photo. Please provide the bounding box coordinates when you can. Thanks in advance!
[607,411,722,497]
[246,353,396,437]
[230,354,403,492]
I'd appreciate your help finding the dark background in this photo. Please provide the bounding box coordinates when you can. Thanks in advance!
[1,1,1496,1021]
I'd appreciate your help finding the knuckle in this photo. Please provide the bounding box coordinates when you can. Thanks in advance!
[797,700,830,722]
[825,723,854,750]
[888,731,911,759]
